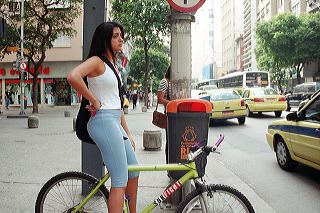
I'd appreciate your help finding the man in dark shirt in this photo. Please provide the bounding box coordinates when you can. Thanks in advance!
[5,89,11,110]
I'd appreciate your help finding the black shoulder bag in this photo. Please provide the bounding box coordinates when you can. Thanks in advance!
[75,56,124,144]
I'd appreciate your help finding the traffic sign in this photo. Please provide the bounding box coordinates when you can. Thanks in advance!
[20,62,26,70]
[166,0,205,13]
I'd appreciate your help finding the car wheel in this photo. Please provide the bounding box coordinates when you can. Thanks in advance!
[237,117,245,125]
[275,137,298,171]
[246,106,253,117]
[275,111,282,117]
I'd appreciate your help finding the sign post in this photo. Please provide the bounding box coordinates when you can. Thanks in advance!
[20,62,26,70]
[166,0,205,13]
[165,0,205,208]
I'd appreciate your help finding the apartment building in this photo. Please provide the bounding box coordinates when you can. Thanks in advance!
[221,0,244,76]
[255,0,319,83]
[243,0,257,71]
[0,1,123,108]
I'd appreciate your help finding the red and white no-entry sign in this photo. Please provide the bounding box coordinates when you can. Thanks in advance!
[20,62,26,70]
[166,0,205,13]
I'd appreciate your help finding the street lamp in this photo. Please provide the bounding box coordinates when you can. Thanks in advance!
[19,0,25,115]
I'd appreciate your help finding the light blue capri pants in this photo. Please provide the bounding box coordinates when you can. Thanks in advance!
[87,109,139,187]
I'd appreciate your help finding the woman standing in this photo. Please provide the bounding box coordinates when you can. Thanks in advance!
[67,22,139,213]
[157,66,171,164]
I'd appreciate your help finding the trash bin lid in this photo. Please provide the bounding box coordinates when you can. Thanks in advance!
[167,99,212,113]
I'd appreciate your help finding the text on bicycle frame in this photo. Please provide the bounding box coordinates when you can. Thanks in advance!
[153,181,183,206]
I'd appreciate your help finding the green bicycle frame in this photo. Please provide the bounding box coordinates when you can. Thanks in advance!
[72,161,199,213]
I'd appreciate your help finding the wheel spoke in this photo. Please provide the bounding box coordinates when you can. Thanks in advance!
[36,172,109,213]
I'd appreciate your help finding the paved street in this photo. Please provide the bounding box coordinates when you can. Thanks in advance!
[0,105,278,212]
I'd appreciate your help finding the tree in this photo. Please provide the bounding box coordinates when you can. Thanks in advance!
[111,0,170,108]
[129,48,169,93]
[255,25,288,93]
[255,12,320,87]
[0,0,82,113]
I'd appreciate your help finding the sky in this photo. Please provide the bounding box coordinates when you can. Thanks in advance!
[191,0,221,81]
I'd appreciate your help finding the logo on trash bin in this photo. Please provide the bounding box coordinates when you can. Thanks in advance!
[180,126,197,160]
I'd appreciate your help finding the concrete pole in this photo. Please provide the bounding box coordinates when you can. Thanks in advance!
[167,9,195,206]
[168,10,195,99]
[82,0,105,190]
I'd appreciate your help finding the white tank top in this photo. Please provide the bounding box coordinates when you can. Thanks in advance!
[87,63,121,110]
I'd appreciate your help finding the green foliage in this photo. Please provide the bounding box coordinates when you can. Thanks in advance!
[111,0,170,50]
[129,48,169,93]
[255,12,320,88]
[0,0,82,112]
[111,0,170,106]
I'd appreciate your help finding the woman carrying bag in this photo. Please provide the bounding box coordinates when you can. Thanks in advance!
[156,65,171,164]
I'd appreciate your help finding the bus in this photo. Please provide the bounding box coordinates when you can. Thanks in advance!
[217,71,270,94]
[197,79,218,90]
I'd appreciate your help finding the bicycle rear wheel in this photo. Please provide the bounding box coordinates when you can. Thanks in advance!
[176,184,254,213]
[35,171,109,213]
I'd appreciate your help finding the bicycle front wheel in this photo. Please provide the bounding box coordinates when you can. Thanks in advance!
[176,184,254,213]
[35,171,109,213]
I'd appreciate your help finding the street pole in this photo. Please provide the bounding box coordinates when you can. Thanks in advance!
[19,0,25,115]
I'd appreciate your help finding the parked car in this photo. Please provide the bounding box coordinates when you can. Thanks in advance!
[242,87,287,117]
[266,91,320,171]
[297,89,320,111]
[204,89,246,125]
[286,82,320,111]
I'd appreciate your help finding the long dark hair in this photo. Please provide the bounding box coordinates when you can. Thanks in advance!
[87,21,124,59]
[165,65,171,80]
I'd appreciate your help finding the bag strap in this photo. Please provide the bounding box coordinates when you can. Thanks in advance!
[81,56,124,109]
[99,55,124,109]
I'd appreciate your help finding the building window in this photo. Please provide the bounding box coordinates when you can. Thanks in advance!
[52,35,71,48]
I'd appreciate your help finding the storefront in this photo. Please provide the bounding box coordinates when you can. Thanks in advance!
[0,61,81,109]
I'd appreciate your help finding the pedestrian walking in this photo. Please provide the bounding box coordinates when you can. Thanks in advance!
[5,88,12,110]
[132,90,138,109]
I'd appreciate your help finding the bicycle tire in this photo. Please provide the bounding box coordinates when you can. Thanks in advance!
[176,184,255,213]
[35,171,109,213]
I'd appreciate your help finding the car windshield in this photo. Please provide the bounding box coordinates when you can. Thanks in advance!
[210,90,240,101]
[306,85,316,93]
[293,84,316,93]
[253,88,278,96]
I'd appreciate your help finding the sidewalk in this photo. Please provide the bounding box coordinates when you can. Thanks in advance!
[0,105,275,212]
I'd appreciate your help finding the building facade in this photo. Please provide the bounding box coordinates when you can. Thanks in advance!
[243,0,258,71]
[255,0,319,83]
[0,12,83,108]
[221,0,244,76]
[0,1,134,109]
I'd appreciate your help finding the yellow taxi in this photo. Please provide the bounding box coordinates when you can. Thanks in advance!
[266,91,320,171]
[205,89,246,125]
[242,87,287,117]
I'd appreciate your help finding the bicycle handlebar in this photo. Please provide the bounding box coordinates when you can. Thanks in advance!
[187,133,225,161]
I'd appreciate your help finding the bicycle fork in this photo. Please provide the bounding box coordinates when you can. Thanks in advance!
[123,196,130,213]
[198,192,209,213]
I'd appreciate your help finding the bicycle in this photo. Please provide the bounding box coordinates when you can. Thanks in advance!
[35,133,255,213]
